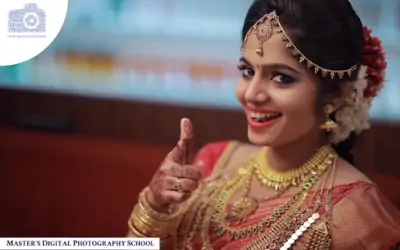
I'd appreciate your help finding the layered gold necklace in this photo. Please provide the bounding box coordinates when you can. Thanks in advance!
[228,145,333,224]
[176,145,337,250]
[207,145,335,242]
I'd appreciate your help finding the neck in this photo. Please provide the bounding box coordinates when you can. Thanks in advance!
[266,131,328,172]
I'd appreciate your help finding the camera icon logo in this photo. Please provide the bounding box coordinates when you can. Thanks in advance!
[8,3,46,33]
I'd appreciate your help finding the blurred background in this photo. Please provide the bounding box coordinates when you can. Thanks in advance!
[0,0,399,237]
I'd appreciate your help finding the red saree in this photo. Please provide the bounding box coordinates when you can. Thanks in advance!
[178,141,400,250]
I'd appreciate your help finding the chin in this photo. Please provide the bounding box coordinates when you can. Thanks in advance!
[247,128,277,147]
[245,110,284,146]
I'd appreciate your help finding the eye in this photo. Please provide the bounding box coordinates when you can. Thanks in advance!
[237,65,255,79]
[271,72,295,85]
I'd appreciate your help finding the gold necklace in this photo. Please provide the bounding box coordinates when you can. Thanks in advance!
[255,145,333,190]
[208,146,335,242]
[229,189,282,225]
[228,145,332,222]
[244,153,337,250]
[228,166,282,223]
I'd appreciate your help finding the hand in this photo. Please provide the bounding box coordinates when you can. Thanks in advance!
[146,118,202,211]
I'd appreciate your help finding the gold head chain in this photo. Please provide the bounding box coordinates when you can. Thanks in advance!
[241,10,358,79]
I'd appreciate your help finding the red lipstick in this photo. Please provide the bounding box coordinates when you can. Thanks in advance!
[246,106,282,128]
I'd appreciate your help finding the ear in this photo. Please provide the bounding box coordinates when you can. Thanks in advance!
[326,82,353,111]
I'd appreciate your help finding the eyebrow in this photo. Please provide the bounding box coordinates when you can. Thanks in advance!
[239,57,302,75]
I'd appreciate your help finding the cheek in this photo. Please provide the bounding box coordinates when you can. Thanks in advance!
[286,97,319,129]
[236,80,246,105]
[272,89,317,120]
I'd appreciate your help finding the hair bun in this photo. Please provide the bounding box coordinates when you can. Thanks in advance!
[362,26,387,98]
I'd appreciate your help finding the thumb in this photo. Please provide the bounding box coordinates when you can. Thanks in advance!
[167,118,194,163]
[180,117,194,142]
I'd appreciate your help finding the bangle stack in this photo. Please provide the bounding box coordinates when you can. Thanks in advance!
[128,187,182,239]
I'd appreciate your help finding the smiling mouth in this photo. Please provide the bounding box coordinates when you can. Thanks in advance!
[248,111,282,128]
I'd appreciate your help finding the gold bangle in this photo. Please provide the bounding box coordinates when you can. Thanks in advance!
[134,204,172,232]
[139,188,182,221]
[127,219,146,237]
[131,206,170,237]
[130,203,180,238]
[127,187,183,239]
[128,217,169,238]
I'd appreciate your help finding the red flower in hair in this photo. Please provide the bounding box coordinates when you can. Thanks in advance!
[362,26,387,98]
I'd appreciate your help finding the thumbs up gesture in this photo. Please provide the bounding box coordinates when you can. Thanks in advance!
[146,118,202,211]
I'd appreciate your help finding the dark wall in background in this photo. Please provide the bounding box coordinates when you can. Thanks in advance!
[0,127,170,237]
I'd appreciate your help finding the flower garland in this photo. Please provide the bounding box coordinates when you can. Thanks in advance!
[330,26,387,144]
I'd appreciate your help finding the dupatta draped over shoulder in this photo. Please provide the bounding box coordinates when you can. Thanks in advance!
[175,141,400,250]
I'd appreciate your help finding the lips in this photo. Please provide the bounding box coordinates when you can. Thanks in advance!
[246,107,282,128]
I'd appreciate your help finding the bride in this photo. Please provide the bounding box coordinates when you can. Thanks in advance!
[126,0,400,249]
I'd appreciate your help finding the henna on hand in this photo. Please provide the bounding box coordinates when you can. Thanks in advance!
[163,176,198,192]
[168,163,202,180]
[144,118,198,211]
[148,170,167,203]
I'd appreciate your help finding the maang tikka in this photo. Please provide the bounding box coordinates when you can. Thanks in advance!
[241,10,358,80]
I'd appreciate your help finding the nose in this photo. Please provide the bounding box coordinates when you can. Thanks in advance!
[244,80,268,105]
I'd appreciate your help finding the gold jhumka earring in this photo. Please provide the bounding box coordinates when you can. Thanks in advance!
[241,10,358,79]
[320,104,338,131]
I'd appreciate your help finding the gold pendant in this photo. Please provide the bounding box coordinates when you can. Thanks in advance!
[304,223,332,250]
[226,197,258,222]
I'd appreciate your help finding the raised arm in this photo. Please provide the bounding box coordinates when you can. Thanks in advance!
[126,118,202,249]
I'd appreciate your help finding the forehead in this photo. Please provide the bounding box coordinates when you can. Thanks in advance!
[242,30,301,70]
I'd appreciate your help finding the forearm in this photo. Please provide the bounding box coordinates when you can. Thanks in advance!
[126,188,181,249]
[126,230,135,237]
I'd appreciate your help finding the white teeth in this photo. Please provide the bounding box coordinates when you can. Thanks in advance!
[250,112,280,119]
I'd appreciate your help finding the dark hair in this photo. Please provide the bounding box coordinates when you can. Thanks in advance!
[241,0,365,165]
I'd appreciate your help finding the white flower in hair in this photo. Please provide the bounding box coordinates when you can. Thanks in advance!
[330,65,371,144]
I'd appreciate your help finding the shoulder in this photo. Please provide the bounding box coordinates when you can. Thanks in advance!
[328,157,384,207]
[193,140,259,178]
[332,157,372,186]
[193,141,232,177]
[330,186,400,249]
[330,161,400,249]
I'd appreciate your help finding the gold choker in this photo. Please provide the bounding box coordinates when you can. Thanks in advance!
[254,145,334,190]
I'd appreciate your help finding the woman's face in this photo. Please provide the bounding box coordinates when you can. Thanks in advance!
[236,31,325,147]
